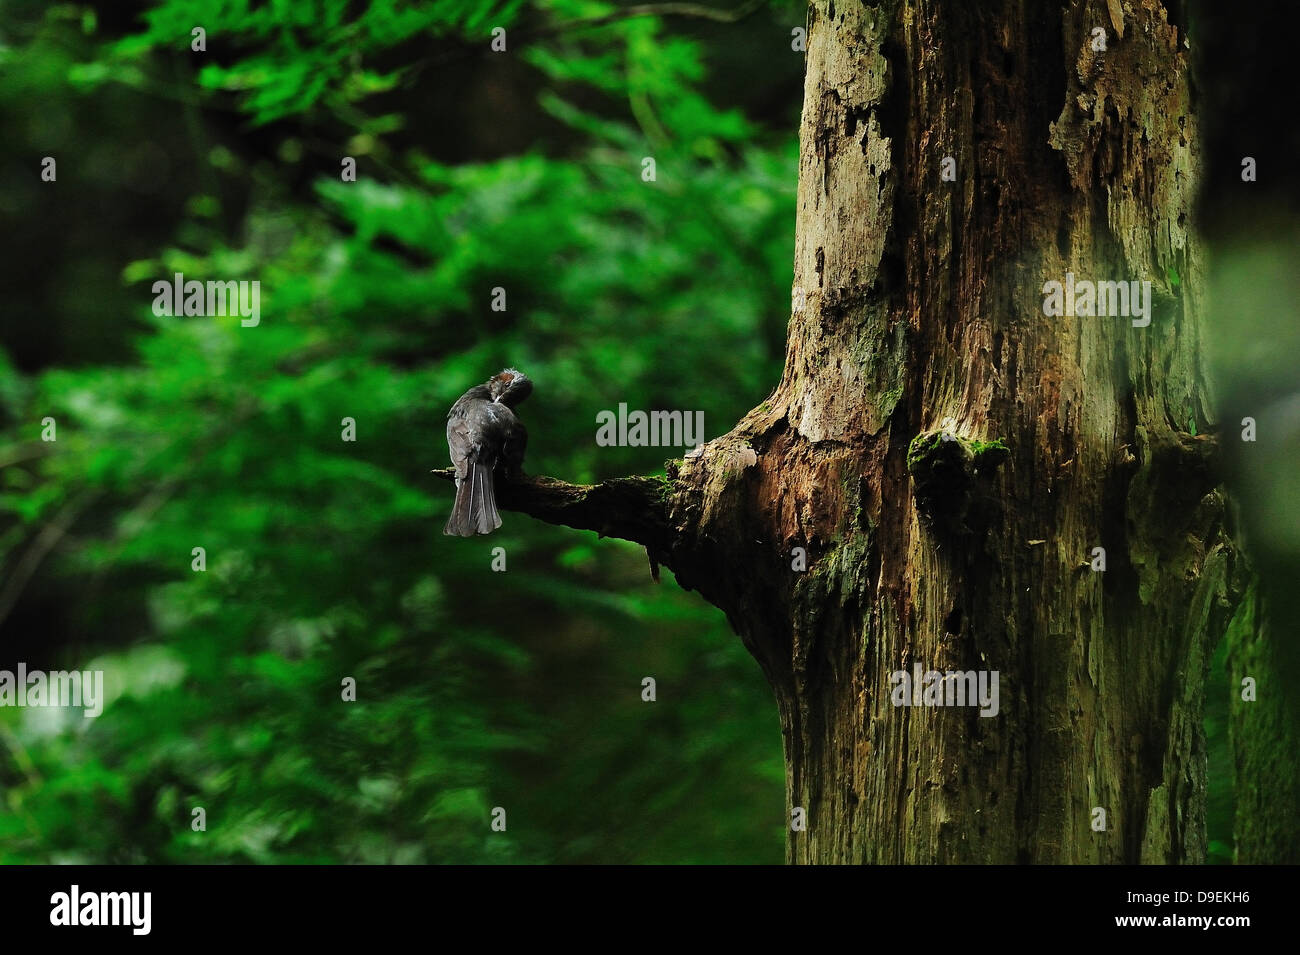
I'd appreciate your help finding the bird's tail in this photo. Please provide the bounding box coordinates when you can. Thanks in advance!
[443,462,501,536]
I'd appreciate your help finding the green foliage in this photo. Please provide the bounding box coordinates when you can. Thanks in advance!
[0,0,792,863]
[93,0,527,126]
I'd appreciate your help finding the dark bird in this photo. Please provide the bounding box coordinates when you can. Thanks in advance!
[443,368,532,536]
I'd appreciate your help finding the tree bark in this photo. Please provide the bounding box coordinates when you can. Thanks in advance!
[714,0,1236,865]
[440,0,1243,863]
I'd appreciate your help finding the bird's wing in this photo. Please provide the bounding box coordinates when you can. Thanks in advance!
[446,414,480,477]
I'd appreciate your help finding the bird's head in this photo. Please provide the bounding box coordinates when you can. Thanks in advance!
[488,368,533,407]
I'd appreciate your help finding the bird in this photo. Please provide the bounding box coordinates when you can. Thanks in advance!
[443,368,532,536]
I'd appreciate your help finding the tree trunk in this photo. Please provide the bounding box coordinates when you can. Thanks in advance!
[678,0,1236,864]
[444,0,1243,863]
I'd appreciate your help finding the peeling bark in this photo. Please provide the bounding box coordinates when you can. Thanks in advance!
[688,0,1238,864]
[748,0,1237,865]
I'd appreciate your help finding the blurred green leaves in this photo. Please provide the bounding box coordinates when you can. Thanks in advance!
[0,0,793,862]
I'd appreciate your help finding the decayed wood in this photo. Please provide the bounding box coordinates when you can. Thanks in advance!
[734,0,1237,864]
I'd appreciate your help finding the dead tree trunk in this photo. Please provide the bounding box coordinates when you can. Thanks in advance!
[440,0,1241,863]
